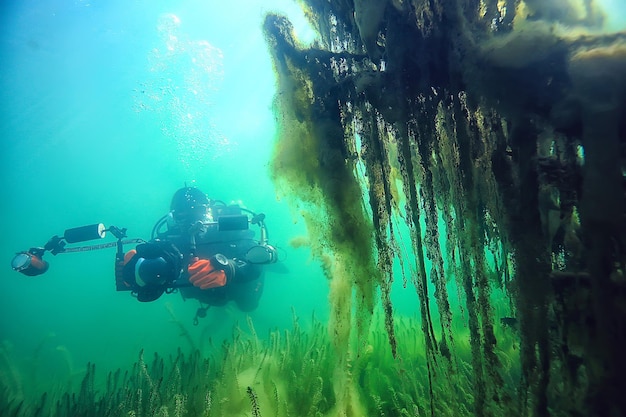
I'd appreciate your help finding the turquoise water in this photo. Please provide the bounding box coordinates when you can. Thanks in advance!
[4,0,623,408]
[0,0,325,395]
[597,0,626,32]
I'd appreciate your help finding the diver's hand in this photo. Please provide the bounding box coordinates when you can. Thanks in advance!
[188,257,227,289]
[123,249,137,264]
[115,249,137,287]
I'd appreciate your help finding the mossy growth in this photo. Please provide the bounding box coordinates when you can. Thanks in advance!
[262,1,626,416]
[264,13,381,417]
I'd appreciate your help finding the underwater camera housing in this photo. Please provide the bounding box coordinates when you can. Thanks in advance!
[120,240,184,302]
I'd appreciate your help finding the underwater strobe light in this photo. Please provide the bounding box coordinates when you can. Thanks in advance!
[11,250,49,276]
[11,223,107,276]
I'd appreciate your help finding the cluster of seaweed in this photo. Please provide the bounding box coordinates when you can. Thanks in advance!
[0,335,93,416]
[0,314,331,417]
[1,307,522,417]
[264,0,626,416]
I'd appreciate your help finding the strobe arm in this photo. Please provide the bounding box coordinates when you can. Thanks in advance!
[12,223,124,276]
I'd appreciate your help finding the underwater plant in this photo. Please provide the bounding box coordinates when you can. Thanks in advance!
[264,0,626,416]
[1,307,521,417]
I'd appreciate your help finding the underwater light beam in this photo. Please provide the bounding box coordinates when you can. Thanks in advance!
[595,0,626,32]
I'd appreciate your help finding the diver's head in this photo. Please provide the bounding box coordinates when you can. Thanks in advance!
[170,187,209,226]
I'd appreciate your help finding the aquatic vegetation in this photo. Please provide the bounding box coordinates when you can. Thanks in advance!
[0,335,94,416]
[0,341,24,413]
[264,0,626,416]
[2,310,500,417]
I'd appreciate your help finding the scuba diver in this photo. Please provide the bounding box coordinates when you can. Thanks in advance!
[11,187,278,316]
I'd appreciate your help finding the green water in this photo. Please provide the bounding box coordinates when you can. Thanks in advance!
[0,0,326,397]
[4,0,624,415]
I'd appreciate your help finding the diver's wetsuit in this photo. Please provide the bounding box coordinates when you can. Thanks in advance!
[161,205,264,311]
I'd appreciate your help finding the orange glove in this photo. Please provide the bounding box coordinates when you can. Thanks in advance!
[124,249,137,265]
[115,249,137,290]
[188,257,227,289]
